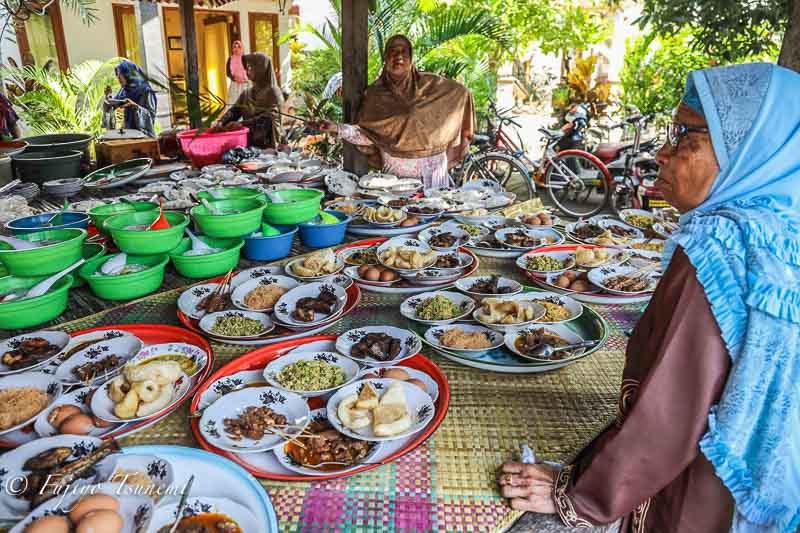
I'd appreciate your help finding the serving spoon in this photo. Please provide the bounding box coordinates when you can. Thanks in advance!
[2,258,85,302]
[100,252,128,275]
[183,227,221,255]
[520,339,600,361]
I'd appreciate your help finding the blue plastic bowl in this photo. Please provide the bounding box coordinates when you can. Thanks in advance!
[297,211,351,249]
[243,225,297,261]
[6,211,90,235]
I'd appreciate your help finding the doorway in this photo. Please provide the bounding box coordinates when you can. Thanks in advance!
[248,13,280,83]
[162,8,240,125]
[15,0,69,71]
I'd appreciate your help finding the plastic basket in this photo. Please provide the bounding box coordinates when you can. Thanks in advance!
[177,127,249,168]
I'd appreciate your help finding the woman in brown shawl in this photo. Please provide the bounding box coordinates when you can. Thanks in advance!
[317,35,475,189]
[218,53,283,148]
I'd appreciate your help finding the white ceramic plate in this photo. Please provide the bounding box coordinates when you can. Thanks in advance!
[91,372,191,424]
[273,282,347,328]
[199,310,275,340]
[177,283,220,320]
[472,294,547,333]
[625,248,662,269]
[0,435,105,517]
[618,208,657,230]
[53,335,144,386]
[338,245,378,266]
[146,496,259,533]
[597,219,645,240]
[326,379,435,442]
[516,250,576,276]
[454,276,523,299]
[231,275,300,312]
[230,266,285,289]
[573,246,629,269]
[10,481,154,533]
[196,370,267,410]
[336,326,422,367]
[504,324,586,364]
[399,290,476,326]
[325,170,360,197]
[399,268,464,287]
[284,256,345,282]
[273,408,384,477]
[41,329,138,375]
[564,221,606,244]
[343,265,399,288]
[346,219,437,237]
[0,372,61,436]
[516,212,562,230]
[494,227,564,250]
[627,238,666,253]
[128,342,208,380]
[263,351,359,397]
[587,265,659,296]
[199,387,310,453]
[34,386,125,438]
[95,453,175,502]
[0,331,70,376]
[423,324,504,357]
[417,226,471,252]
[376,236,436,274]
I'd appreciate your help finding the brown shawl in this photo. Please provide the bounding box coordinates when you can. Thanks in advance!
[356,35,475,165]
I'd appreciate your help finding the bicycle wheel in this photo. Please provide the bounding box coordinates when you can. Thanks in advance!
[462,152,535,201]
[544,151,609,218]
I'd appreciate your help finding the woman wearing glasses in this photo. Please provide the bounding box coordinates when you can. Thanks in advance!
[498,63,800,533]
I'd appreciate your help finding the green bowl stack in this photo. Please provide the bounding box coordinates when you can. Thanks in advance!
[168,236,244,279]
[105,211,190,254]
[197,187,267,204]
[190,198,266,238]
[0,228,87,276]
[263,189,324,225]
[0,275,73,329]
[79,254,169,301]
[88,201,159,235]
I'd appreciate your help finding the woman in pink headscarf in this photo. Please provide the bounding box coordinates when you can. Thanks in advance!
[226,40,249,107]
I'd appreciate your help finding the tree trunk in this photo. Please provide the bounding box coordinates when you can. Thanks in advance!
[779,0,800,72]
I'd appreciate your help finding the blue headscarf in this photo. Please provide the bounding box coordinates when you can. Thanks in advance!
[665,63,800,532]
[114,60,156,132]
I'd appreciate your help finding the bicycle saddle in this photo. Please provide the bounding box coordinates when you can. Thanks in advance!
[472,134,492,145]
[538,128,564,140]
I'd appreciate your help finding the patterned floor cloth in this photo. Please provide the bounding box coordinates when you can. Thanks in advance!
[7,251,647,532]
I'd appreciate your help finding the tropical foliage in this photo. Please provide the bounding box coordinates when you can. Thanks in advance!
[1,58,120,137]
[552,54,612,115]
[0,0,97,41]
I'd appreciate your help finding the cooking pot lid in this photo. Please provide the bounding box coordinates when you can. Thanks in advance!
[100,128,148,140]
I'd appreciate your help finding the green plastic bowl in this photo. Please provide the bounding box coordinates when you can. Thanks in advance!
[79,254,169,301]
[197,188,267,203]
[168,236,244,279]
[105,211,190,254]
[88,202,159,235]
[263,189,323,225]
[190,198,266,238]
[0,275,73,329]
[0,228,86,276]
[72,242,106,288]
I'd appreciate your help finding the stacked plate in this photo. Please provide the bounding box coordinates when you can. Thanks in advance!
[42,178,83,197]
[3,182,39,201]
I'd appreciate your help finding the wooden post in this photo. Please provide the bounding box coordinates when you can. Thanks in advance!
[341,0,369,176]
[179,0,201,128]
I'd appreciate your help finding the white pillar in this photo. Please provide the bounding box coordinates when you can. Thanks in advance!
[136,0,173,130]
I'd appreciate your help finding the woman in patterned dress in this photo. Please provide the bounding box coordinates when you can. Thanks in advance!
[498,63,800,533]
[316,35,475,189]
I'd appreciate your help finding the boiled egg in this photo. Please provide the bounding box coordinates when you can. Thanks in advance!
[69,494,120,523]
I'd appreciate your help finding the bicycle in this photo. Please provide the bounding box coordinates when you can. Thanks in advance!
[541,113,659,217]
[451,145,534,201]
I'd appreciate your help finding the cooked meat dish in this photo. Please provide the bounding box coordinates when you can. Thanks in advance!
[604,274,652,292]
[351,333,402,362]
[435,254,460,269]
[286,417,372,470]
[572,224,604,239]
[72,355,121,382]
[469,275,515,294]
[1,337,61,370]
[223,406,288,441]
[429,232,460,248]
[291,289,338,322]
[514,329,571,359]
[502,230,539,248]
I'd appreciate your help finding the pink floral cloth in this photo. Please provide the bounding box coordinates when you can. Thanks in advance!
[338,123,450,189]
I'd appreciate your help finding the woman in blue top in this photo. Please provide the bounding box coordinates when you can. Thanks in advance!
[499,62,800,533]
[111,60,157,137]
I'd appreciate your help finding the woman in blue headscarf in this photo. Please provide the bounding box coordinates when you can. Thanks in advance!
[111,60,157,137]
[497,62,800,533]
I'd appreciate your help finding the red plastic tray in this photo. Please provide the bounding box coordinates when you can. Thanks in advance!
[189,335,451,481]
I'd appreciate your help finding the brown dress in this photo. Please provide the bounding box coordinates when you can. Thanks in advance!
[553,247,735,532]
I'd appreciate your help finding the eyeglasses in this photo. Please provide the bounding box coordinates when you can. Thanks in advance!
[666,122,709,149]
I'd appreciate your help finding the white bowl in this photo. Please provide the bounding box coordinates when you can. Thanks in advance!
[231,274,300,312]
[377,236,437,274]
[472,294,547,332]
[494,227,564,250]
[91,371,191,423]
[418,226,471,251]
[263,351,360,397]
[129,342,209,379]
[336,326,422,367]
[34,386,123,438]
[53,335,144,386]
[424,324,504,356]
[454,275,523,299]
[273,281,347,328]
[199,310,275,339]
[587,264,659,295]
[0,331,70,376]
[0,372,61,436]
[145,496,259,533]
[504,324,586,363]
[399,290,476,325]
[516,250,576,276]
